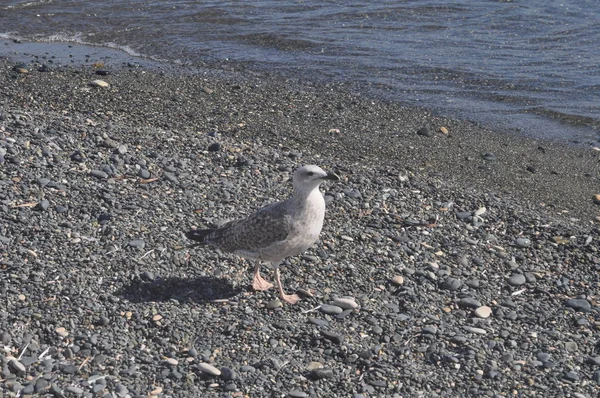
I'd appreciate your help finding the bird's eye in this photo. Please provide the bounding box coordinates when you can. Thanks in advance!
[306,171,314,177]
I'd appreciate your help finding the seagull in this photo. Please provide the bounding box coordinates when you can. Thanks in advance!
[186,165,339,304]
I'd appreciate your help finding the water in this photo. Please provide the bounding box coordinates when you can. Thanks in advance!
[1,0,599,144]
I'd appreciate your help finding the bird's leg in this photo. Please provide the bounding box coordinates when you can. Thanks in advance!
[251,262,274,291]
[274,265,300,304]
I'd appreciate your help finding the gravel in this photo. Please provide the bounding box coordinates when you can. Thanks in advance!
[0,50,599,398]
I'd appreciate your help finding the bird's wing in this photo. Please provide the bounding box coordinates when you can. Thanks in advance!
[205,201,291,253]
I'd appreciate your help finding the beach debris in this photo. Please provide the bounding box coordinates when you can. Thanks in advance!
[90,79,109,88]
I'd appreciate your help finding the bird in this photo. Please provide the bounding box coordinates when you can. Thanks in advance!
[186,165,339,304]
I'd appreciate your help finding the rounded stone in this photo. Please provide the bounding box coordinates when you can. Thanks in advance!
[9,359,26,375]
[331,298,358,309]
[458,297,482,309]
[90,79,109,88]
[320,304,343,315]
[565,298,591,312]
[474,306,492,319]
[390,275,404,285]
[440,277,462,291]
[90,170,109,179]
[288,390,309,398]
[416,127,432,137]
[198,362,221,376]
[267,299,283,309]
[308,367,334,380]
[507,274,526,286]
[514,238,531,248]
[208,142,222,152]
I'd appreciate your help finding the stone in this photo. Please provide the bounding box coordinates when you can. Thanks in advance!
[320,304,343,315]
[55,327,68,337]
[198,362,221,376]
[458,297,482,308]
[308,368,334,380]
[9,359,26,374]
[128,239,145,248]
[208,142,221,152]
[331,297,358,309]
[416,127,432,137]
[474,306,492,319]
[139,169,151,179]
[440,277,462,291]
[288,390,308,398]
[90,170,109,179]
[38,199,50,211]
[514,238,531,248]
[565,298,591,312]
[507,274,526,286]
[90,79,109,88]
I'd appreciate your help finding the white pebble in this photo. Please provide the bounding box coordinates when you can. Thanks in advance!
[332,297,358,310]
[90,79,109,88]
[474,306,492,319]
[474,207,486,216]
[55,327,68,337]
[198,362,221,376]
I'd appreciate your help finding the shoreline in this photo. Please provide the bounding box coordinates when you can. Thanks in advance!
[2,40,598,222]
[1,45,600,397]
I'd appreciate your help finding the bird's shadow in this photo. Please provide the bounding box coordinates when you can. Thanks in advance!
[114,275,242,304]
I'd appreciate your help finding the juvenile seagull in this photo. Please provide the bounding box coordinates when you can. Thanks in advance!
[186,165,339,304]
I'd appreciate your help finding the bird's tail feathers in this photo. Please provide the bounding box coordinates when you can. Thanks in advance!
[185,228,215,243]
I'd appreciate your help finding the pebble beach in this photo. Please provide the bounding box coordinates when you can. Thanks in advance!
[1,48,600,398]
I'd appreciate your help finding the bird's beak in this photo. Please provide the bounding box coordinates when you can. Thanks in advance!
[323,172,340,181]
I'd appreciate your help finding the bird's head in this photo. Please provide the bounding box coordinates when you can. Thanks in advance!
[293,165,339,192]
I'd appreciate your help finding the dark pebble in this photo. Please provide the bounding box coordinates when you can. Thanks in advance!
[38,199,50,211]
[61,364,78,374]
[564,371,579,382]
[309,368,334,380]
[416,127,432,137]
[56,205,69,213]
[537,352,551,362]
[320,304,343,315]
[128,239,145,248]
[141,271,155,281]
[458,297,482,309]
[70,151,85,162]
[90,170,109,179]
[320,330,343,344]
[33,377,49,393]
[288,390,308,398]
[164,172,178,183]
[309,318,329,327]
[221,367,237,380]
[565,298,591,312]
[440,277,462,291]
[208,142,222,151]
[507,274,526,286]
[585,356,600,366]
[139,168,151,179]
